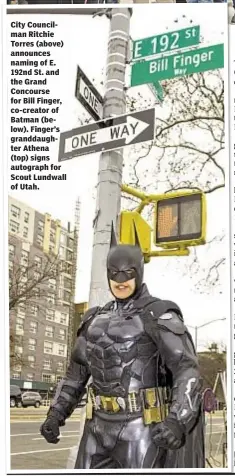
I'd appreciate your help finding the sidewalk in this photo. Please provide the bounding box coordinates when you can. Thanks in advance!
[10,407,81,422]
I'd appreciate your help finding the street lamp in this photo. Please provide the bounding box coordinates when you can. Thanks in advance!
[186,318,226,351]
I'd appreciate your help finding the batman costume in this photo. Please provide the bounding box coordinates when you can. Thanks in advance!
[41,226,205,469]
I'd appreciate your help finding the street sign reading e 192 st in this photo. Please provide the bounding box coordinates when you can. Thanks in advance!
[131,43,224,87]
[75,65,103,122]
[58,108,155,162]
[132,26,200,61]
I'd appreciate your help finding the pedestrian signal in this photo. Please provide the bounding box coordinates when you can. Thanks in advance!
[154,191,206,248]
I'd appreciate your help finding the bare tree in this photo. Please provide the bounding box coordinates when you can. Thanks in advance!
[9,331,27,371]
[124,70,224,193]
[160,74,223,188]
[9,253,64,311]
[77,68,225,293]
[198,346,226,398]
[9,253,67,370]
[121,70,225,293]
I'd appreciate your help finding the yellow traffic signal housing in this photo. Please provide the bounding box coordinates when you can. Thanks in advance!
[119,211,152,254]
[154,191,206,248]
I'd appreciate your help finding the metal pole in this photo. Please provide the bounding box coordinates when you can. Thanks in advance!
[67,12,131,467]
[89,8,131,307]
[195,326,198,351]
[220,371,227,405]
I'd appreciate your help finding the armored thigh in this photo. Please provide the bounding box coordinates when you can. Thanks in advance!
[111,417,167,468]
[75,420,109,469]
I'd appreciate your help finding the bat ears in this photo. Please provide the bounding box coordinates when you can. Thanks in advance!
[110,221,117,248]
[110,220,141,249]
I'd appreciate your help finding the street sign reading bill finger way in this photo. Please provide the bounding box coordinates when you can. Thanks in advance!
[58,108,155,162]
[131,43,224,87]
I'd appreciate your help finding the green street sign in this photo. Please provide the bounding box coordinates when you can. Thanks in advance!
[132,26,200,61]
[131,43,224,88]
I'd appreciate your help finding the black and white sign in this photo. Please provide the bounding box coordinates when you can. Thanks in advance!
[75,65,103,122]
[58,108,155,162]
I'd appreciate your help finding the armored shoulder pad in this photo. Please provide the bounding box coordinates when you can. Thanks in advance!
[102,301,115,312]
[77,306,100,336]
[157,311,186,335]
[147,299,183,320]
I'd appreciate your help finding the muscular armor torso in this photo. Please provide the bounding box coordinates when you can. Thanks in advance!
[43,248,205,468]
[74,304,159,396]
[50,286,202,440]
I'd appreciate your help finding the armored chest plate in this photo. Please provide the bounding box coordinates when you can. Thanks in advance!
[87,309,145,344]
[85,307,157,395]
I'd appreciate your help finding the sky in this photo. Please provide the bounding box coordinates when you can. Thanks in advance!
[6,4,229,351]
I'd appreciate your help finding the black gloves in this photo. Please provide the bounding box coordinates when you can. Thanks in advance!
[40,414,64,444]
[151,416,185,450]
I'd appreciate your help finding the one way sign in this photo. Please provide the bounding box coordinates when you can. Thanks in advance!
[58,108,155,162]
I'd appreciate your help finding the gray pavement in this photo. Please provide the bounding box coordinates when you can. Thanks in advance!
[10,406,81,421]
[10,414,227,470]
[11,420,81,470]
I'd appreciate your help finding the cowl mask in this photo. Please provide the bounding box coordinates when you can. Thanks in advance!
[106,223,144,299]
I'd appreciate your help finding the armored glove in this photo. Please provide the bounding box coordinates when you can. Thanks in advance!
[40,414,64,444]
[151,416,185,450]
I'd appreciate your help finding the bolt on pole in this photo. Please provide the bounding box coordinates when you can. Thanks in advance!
[89,8,131,307]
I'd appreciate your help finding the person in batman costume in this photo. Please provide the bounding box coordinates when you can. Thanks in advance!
[40,224,205,469]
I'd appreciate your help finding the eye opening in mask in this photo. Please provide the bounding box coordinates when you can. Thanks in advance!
[126,268,135,275]
[109,268,135,280]
[109,269,118,277]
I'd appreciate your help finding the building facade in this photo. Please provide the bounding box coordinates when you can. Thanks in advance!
[9,196,78,391]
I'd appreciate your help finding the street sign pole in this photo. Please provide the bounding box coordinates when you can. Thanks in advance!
[89,8,131,307]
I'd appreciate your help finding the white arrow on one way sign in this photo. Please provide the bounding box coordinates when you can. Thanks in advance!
[65,116,150,154]
[58,107,155,162]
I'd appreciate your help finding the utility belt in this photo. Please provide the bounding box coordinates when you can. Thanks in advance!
[86,386,170,425]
